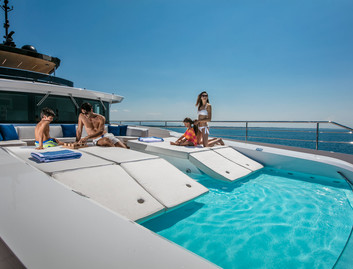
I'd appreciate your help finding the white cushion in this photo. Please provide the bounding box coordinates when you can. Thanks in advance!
[57,137,76,142]
[212,147,264,171]
[80,147,159,164]
[49,126,63,138]
[16,126,35,139]
[128,137,209,159]
[5,146,113,174]
[53,165,165,222]
[190,150,252,182]
[0,140,27,147]
[121,158,208,209]
[116,136,139,143]
[126,126,148,137]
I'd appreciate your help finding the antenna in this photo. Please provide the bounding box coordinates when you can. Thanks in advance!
[1,0,15,46]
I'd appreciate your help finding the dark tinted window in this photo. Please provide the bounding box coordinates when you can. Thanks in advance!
[0,91,30,123]
[35,95,78,123]
[0,91,110,123]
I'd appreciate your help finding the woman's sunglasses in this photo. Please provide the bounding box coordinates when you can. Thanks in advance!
[201,95,208,97]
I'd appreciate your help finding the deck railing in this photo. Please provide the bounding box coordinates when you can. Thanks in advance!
[111,120,353,152]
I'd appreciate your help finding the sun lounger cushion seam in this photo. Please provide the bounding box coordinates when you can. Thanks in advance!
[50,163,117,176]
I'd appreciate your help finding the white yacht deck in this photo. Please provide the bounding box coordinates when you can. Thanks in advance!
[0,147,216,268]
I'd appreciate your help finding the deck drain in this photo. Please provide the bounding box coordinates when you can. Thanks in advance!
[288,172,293,175]
[226,171,230,174]
[186,168,191,173]
[186,184,192,188]
[137,199,145,204]
[333,180,340,184]
[310,176,315,179]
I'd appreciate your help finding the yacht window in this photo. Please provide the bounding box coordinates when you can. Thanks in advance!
[0,92,110,124]
[35,95,77,123]
[94,103,101,115]
[0,92,29,123]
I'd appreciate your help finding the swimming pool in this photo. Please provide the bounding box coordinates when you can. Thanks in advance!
[142,168,353,269]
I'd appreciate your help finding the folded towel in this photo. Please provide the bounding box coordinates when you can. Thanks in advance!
[31,149,82,163]
[138,136,164,143]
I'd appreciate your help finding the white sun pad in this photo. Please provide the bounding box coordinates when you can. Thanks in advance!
[5,146,113,174]
[121,158,209,209]
[53,165,164,222]
[127,137,209,159]
[128,137,264,181]
[190,150,253,182]
[80,146,159,164]
[212,147,264,171]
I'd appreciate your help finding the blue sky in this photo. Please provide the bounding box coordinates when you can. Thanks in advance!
[10,0,353,126]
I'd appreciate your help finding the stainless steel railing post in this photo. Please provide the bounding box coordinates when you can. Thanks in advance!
[316,122,319,150]
[245,122,248,141]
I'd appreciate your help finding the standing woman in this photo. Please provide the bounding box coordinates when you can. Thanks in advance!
[195,91,212,147]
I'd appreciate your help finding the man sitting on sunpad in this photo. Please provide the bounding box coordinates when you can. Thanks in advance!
[35,107,63,150]
[76,102,127,148]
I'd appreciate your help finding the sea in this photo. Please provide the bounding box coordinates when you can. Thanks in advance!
[165,127,353,155]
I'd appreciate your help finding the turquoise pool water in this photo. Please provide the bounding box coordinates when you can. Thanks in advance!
[142,168,353,269]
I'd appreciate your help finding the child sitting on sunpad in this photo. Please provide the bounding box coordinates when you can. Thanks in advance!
[171,117,225,147]
[170,118,199,146]
[35,107,63,150]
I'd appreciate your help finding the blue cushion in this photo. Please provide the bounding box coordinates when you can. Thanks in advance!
[108,125,121,136]
[0,131,3,141]
[120,125,128,136]
[61,124,76,137]
[0,124,19,140]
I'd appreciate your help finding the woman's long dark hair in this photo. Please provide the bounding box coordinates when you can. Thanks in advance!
[183,117,198,135]
[196,91,209,110]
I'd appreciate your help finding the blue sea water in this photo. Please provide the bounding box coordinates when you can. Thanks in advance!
[142,169,353,269]
[166,127,353,155]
